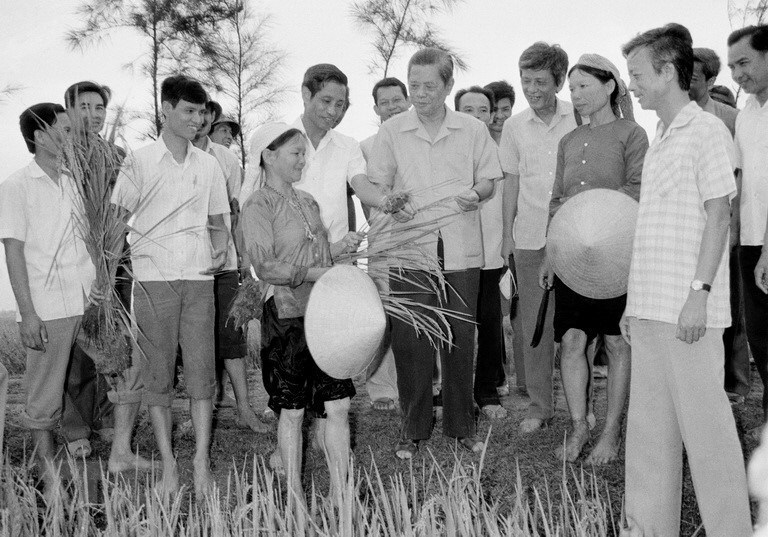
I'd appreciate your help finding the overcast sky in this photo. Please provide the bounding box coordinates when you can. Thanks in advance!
[0,0,742,311]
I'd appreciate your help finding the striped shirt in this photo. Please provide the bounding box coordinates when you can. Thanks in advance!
[626,102,735,328]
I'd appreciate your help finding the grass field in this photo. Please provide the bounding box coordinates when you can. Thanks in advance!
[0,312,762,535]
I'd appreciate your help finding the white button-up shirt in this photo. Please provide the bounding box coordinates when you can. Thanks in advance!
[499,99,577,250]
[0,160,95,321]
[111,137,230,282]
[291,116,367,243]
[201,137,241,271]
[735,95,768,246]
[626,102,735,328]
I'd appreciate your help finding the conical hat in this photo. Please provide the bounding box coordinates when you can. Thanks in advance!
[305,265,387,380]
[546,189,638,299]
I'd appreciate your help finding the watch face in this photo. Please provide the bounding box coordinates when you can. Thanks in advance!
[692,281,703,291]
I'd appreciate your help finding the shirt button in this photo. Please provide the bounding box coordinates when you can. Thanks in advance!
[580,181,586,185]
[584,143,588,147]
[548,151,552,155]
[549,172,553,175]
[582,160,586,164]
[548,190,552,195]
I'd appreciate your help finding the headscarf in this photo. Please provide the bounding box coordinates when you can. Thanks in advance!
[574,53,635,122]
[239,122,297,205]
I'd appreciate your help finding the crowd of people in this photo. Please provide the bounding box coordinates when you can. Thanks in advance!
[1,19,767,536]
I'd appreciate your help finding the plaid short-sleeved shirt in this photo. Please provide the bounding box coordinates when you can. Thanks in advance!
[626,102,735,328]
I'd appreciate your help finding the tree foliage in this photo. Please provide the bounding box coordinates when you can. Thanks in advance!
[349,0,467,78]
[194,0,287,167]
[728,0,768,26]
[67,0,240,138]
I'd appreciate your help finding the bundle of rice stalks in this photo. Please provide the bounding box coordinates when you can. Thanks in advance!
[61,132,132,376]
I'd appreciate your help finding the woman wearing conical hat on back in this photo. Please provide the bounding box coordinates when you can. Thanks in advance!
[539,54,649,464]
[236,122,364,509]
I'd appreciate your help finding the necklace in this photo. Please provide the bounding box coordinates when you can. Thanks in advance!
[265,184,317,242]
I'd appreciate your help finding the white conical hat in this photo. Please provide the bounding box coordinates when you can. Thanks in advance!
[546,189,638,299]
[305,265,387,380]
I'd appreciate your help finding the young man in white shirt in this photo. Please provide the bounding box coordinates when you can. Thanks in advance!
[111,75,230,497]
[620,24,750,536]
[729,24,768,437]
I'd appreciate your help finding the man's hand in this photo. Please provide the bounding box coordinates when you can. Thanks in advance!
[455,189,481,212]
[755,248,768,294]
[379,192,409,214]
[619,311,632,345]
[87,282,110,307]
[19,311,47,351]
[391,205,416,223]
[331,231,366,259]
[201,247,227,276]
[538,256,554,290]
[676,292,708,344]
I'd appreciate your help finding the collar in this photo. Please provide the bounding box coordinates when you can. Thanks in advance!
[397,106,463,143]
[27,159,47,178]
[293,115,337,150]
[522,98,573,126]
[655,101,700,142]
[150,135,197,165]
[744,94,768,111]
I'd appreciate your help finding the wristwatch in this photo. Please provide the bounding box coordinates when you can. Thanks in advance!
[690,279,712,292]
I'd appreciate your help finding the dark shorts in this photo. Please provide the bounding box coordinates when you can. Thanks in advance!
[260,298,355,417]
[214,270,248,361]
[553,276,625,343]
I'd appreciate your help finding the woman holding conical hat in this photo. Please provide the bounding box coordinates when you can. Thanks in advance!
[538,53,649,464]
[237,122,364,507]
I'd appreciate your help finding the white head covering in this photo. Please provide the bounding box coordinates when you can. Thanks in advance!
[574,53,635,122]
[239,122,299,205]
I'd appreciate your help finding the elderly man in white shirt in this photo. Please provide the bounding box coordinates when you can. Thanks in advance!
[729,24,768,438]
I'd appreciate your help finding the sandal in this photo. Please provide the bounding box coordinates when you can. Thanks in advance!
[66,438,92,458]
[458,437,484,454]
[395,439,419,460]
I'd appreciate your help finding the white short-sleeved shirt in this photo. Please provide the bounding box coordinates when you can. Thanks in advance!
[626,102,736,328]
[0,160,95,321]
[201,137,241,271]
[735,95,768,246]
[499,99,577,250]
[111,137,231,282]
[480,177,505,270]
[291,117,367,243]
[360,133,376,162]
[367,107,502,271]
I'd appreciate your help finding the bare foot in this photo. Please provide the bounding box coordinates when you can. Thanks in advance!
[193,458,214,497]
[586,430,621,465]
[554,420,590,462]
[269,449,285,476]
[108,451,156,473]
[155,460,180,497]
[371,398,396,411]
[481,404,508,420]
[235,406,270,433]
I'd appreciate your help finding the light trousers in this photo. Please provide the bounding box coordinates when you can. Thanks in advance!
[622,318,751,537]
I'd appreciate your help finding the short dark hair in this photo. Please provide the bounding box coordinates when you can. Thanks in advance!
[206,100,223,122]
[622,23,694,91]
[693,48,721,80]
[408,48,454,85]
[371,77,408,105]
[160,75,207,107]
[728,24,768,50]
[302,64,348,98]
[484,80,515,109]
[454,85,495,112]
[519,42,569,86]
[20,102,66,154]
[569,64,620,109]
[64,81,110,109]
[710,85,738,108]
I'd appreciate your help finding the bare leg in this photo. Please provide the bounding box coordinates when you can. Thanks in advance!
[587,335,630,465]
[148,405,179,496]
[108,402,154,472]
[225,358,268,433]
[322,398,350,499]
[190,398,213,496]
[555,329,590,462]
[31,429,59,496]
[278,408,306,508]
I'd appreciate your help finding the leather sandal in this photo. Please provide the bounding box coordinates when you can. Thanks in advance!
[395,439,419,460]
[66,438,92,458]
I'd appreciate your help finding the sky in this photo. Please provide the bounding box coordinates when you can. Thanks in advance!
[0,0,744,311]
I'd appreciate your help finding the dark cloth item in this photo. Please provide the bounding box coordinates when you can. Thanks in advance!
[553,276,625,343]
[61,344,114,442]
[214,270,248,362]
[724,244,750,397]
[390,268,479,440]
[260,298,355,417]
[475,268,505,407]
[739,245,768,419]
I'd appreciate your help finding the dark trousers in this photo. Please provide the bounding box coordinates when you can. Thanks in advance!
[740,245,768,419]
[391,268,479,440]
[725,245,750,397]
[474,268,505,407]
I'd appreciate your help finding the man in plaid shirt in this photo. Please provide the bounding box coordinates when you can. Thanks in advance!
[619,25,751,537]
